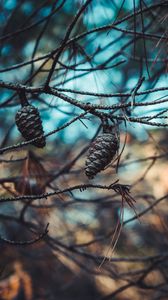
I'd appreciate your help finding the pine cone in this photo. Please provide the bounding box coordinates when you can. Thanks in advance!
[85,132,119,179]
[15,105,46,148]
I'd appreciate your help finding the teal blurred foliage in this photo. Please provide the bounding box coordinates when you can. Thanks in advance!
[0,0,167,146]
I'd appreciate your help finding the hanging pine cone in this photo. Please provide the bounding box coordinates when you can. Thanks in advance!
[85,129,119,179]
[15,104,46,148]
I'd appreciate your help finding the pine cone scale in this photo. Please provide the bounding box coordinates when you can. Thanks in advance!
[15,104,46,148]
[85,131,119,179]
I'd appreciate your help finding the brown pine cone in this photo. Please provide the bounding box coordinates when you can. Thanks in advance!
[15,105,46,148]
[85,132,119,179]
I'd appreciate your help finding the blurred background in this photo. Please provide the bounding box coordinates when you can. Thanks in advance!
[0,0,168,299]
